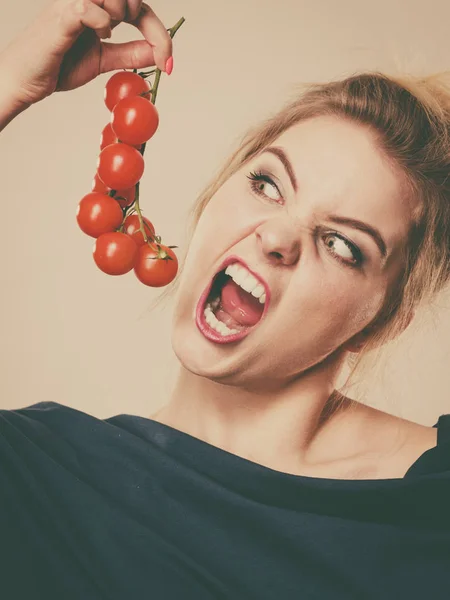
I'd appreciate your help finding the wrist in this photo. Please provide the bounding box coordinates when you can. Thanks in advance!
[0,67,31,132]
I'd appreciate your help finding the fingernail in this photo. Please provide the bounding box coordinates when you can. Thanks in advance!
[165,56,173,75]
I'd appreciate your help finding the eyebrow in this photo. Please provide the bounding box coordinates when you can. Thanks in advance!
[262,146,298,193]
[260,145,388,258]
[327,215,387,258]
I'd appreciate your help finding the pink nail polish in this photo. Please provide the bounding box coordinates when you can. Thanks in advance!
[165,56,173,75]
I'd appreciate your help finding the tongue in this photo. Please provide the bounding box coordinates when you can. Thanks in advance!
[217,279,264,327]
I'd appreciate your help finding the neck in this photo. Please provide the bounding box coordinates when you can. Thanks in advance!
[150,359,360,475]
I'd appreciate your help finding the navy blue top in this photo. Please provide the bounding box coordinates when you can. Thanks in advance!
[1,401,450,599]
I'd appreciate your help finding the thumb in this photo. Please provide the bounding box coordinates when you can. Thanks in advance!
[99,40,157,73]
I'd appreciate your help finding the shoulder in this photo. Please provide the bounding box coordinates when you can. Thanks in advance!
[396,417,438,466]
[360,405,439,477]
[0,401,108,450]
[334,401,440,478]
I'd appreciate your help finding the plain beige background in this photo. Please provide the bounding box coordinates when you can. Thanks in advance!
[1,0,449,426]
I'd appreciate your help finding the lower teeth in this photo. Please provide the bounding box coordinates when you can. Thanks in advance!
[210,296,220,311]
[204,302,240,336]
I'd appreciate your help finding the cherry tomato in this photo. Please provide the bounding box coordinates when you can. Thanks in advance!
[91,174,136,208]
[97,143,144,190]
[123,214,156,246]
[76,192,123,238]
[104,71,151,112]
[114,188,136,209]
[100,123,141,151]
[100,123,117,150]
[93,232,138,275]
[111,96,159,146]
[92,172,110,194]
[134,243,178,287]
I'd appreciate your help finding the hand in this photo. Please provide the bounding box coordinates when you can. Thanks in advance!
[0,0,173,108]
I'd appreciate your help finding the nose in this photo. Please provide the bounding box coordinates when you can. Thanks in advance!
[255,216,301,266]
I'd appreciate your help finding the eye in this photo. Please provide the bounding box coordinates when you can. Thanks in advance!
[246,170,283,204]
[323,231,363,269]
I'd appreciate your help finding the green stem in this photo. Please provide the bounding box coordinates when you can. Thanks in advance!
[133,181,152,243]
[138,68,157,77]
[150,69,162,104]
[118,16,185,241]
[169,16,186,38]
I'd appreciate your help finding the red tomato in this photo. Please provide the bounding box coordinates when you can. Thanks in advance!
[76,192,123,238]
[100,123,117,150]
[92,172,110,194]
[111,96,159,146]
[93,232,138,275]
[97,143,144,190]
[134,243,178,287]
[91,173,136,208]
[104,71,151,112]
[114,188,136,209]
[100,123,141,151]
[123,214,156,246]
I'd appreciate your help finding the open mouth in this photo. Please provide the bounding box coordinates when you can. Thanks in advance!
[195,257,270,344]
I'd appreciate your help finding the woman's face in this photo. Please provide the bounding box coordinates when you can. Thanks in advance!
[171,115,417,389]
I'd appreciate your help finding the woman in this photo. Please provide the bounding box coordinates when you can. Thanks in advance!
[1,1,449,599]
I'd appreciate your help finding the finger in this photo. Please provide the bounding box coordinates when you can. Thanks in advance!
[126,0,143,22]
[64,0,112,39]
[103,0,126,21]
[99,39,155,73]
[131,3,172,72]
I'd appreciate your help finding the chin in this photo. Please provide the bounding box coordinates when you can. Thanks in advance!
[170,318,246,383]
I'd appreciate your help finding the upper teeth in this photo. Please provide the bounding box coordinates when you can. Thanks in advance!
[224,263,266,304]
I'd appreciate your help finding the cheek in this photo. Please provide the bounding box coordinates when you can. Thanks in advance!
[202,186,261,232]
[186,187,264,261]
[174,189,256,309]
[318,292,380,333]
[281,272,386,344]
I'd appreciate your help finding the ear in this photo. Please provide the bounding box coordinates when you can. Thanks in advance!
[344,309,415,354]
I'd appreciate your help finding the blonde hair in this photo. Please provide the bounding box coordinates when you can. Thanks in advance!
[153,70,450,408]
